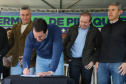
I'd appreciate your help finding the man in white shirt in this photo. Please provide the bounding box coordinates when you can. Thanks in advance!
[4,5,36,75]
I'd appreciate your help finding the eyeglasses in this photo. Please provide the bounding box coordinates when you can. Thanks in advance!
[34,34,47,40]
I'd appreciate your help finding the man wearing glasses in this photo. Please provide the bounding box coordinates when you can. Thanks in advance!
[22,18,64,77]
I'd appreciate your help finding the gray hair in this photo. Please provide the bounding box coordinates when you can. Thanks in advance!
[20,5,31,12]
[109,2,123,10]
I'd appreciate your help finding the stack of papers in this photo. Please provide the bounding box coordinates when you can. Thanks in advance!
[21,75,39,77]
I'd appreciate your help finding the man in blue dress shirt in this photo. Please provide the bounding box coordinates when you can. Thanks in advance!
[63,12,101,84]
[22,18,63,77]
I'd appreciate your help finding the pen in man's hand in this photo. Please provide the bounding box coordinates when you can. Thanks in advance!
[26,62,28,69]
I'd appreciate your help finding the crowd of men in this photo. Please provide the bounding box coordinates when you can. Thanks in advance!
[0,2,126,84]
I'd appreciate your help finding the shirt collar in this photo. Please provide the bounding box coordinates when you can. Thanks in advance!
[79,25,90,30]
[110,19,118,24]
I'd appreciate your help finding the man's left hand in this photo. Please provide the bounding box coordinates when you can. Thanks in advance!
[37,71,54,77]
[118,63,126,76]
[19,56,23,65]
[85,61,94,70]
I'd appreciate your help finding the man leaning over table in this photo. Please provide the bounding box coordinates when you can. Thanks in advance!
[22,18,64,77]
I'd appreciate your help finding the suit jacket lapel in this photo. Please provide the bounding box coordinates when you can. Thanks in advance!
[16,22,22,38]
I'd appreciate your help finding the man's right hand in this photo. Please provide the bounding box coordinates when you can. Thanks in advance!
[7,62,11,68]
[95,62,99,73]
[3,57,10,66]
[23,68,30,75]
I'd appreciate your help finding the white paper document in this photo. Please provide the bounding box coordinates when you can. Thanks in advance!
[21,75,39,77]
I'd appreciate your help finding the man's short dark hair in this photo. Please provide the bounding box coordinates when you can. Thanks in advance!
[32,18,47,33]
